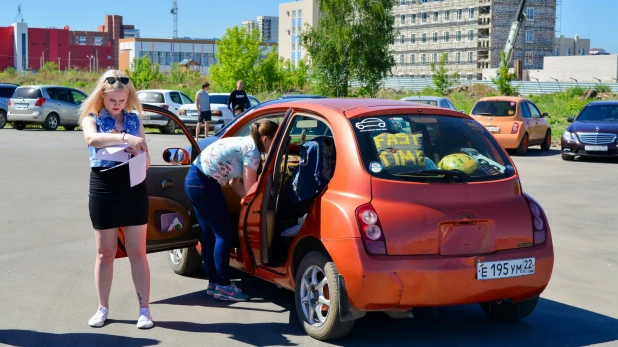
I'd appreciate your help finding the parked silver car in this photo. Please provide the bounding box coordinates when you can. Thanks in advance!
[178,93,260,132]
[0,83,19,129]
[137,89,195,134]
[400,95,460,111]
[7,85,87,130]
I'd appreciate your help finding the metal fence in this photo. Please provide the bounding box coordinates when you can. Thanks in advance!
[360,77,618,95]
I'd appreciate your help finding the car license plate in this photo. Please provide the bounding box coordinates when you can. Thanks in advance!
[15,103,28,109]
[486,126,500,133]
[477,257,535,280]
[585,145,608,151]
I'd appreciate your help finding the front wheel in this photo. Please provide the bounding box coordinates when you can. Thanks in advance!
[480,296,539,322]
[168,247,202,275]
[541,130,552,150]
[295,251,355,341]
[515,133,529,155]
[43,113,59,131]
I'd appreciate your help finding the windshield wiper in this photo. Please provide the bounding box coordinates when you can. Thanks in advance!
[473,112,494,116]
[395,169,467,182]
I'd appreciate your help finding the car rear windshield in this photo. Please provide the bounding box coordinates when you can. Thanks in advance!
[471,100,517,117]
[12,87,42,99]
[351,115,514,183]
[577,105,618,122]
[209,95,229,105]
[0,86,17,98]
[137,92,164,103]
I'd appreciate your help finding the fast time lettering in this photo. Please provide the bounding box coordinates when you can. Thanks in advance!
[373,132,425,168]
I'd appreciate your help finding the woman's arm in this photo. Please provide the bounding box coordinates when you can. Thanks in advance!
[82,116,124,148]
[138,121,151,170]
[230,166,257,197]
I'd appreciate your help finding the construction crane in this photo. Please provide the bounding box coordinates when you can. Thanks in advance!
[171,0,178,39]
[501,0,527,69]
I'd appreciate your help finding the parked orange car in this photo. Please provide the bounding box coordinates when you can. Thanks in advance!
[118,99,554,341]
[469,96,552,155]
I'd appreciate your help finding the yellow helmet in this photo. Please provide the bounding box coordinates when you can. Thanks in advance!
[438,153,478,175]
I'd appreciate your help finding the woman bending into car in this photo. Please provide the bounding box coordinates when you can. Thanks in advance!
[79,69,154,329]
[185,120,279,301]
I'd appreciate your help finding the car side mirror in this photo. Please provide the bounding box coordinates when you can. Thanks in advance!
[542,112,549,118]
[567,116,575,123]
[162,148,190,165]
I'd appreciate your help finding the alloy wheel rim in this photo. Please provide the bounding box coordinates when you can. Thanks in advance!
[169,249,183,266]
[50,117,58,128]
[300,265,331,327]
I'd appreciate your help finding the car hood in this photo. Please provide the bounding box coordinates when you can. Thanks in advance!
[568,121,618,134]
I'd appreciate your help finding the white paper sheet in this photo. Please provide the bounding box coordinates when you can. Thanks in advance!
[100,152,147,187]
[95,144,130,162]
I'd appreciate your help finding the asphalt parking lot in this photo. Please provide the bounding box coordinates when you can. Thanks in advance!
[0,128,617,347]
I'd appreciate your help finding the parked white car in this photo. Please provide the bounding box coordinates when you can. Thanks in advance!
[178,92,260,132]
[137,89,194,134]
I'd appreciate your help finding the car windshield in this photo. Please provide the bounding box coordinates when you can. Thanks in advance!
[407,99,438,106]
[12,87,42,99]
[350,115,514,183]
[576,105,618,122]
[137,92,164,103]
[471,100,517,117]
[210,95,229,105]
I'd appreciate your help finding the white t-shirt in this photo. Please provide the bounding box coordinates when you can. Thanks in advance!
[194,136,261,186]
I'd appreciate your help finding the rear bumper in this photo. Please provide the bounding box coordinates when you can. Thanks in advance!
[325,237,553,311]
[561,140,618,158]
[179,115,225,127]
[492,133,523,149]
[7,112,45,124]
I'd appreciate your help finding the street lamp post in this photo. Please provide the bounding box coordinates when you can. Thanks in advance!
[569,77,579,87]
[593,77,601,83]
[550,77,561,92]
[531,76,542,93]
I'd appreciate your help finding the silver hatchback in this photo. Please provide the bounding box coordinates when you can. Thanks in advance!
[7,85,87,131]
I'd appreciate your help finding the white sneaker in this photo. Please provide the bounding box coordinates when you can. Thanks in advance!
[88,306,108,327]
[136,308,154,329]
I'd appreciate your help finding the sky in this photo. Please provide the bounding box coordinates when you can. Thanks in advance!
[1,0,616,53]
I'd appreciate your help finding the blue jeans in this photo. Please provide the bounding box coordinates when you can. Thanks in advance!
[184,164,232,286]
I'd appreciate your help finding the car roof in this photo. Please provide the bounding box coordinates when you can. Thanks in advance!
[585,100,618,106]
[401,96,445,101]
[279,94,326,99]
[15,85,68,89]
[137,89,186,93]
[0,83,19,87]
[477,96,527,102]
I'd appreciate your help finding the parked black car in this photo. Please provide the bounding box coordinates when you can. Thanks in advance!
[561,101,618,160]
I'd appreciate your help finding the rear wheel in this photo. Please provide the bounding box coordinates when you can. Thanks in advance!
[480,296,539,322]
[168,247,202,275]
[43,113,59,131]
[541,130,552,150]
[0,110,7,129]
[561,154,575,161]
[295,251,355,341]
[64,125,76,131]
[12,121,26,130]
[515,133,529,155]
[161,119,176,134]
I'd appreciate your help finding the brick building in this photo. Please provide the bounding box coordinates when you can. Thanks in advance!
[390,0,556,79]
[0,15,138,72]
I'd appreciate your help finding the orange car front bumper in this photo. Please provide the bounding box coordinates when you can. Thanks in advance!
[324,236,554,312]
[492,133,524,149]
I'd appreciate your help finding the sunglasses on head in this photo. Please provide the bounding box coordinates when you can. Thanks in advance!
[105,77,130,85]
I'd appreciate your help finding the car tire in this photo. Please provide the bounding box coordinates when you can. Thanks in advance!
[294,251,355,341]
[479,295,540,322]
[515,133,529,155]
[0,110,7,129]
[541,130,551,151]
[12,121,26,130]
[168,247,202,275]
[64,125,76,131]
[43,113,60,131]
[561,154,575,161]
[161,119,176,134]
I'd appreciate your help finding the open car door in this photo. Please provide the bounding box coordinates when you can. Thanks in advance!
[115,104,202,258]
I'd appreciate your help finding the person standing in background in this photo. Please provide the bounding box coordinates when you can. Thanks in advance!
[195,82,211,141]
[227,80,250,116]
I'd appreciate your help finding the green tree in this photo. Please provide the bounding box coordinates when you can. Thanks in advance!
[210,26,263,91]
[430,53,454,96]
[128,55,160,90]
[302,0,396,97]
[493,51,518,96]
[40,61,59,73]
[254,49,282,93]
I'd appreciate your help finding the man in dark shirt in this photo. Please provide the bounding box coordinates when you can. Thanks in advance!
[227,80,250,116]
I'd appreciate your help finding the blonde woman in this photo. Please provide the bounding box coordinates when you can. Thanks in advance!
[79,70,153,329]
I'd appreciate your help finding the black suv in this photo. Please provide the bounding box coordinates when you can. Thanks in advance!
[0,83,19,129]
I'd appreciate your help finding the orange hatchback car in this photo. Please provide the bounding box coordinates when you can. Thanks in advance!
[120,99,554,341]
[470,97,552,155]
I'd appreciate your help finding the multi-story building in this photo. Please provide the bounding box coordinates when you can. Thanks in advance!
[119,37,276,75]
[241,20,258,34]
[257,16,279,43]
[278,0,319,65]
[554,35,590,56]
[391,0,556,79]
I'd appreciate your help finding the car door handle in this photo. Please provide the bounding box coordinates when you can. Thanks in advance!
[252,210,261,214]
[162,179,174,189]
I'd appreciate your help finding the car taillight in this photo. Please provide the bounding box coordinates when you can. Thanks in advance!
[8,99,11,106]
[523,194,548,245]
[511,122,520,134]
[160,104,169,109]
[179,109,185,115]
[356,204,387,255]
[212,110,223,116]
[34,98,45,106]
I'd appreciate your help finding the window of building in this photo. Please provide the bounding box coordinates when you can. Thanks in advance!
[468,51,474,63]
[525,30,534,43]
[401,14,406,24]
[400,55,405,64]
[526,7,534,20]
[444,10,450,21]
[581,48,586,55]
[78,36,86,45]
[525,52,534,65]
[457,9,463,20]
[456,30,462,41]
[421,53,427,64]
[422,32,427,43]
[292,43,295,52]
[412,14,417,23]
[567,48,572,56]
[555,47,560,56]
[292,27,296,35]
[422,0,428,3]
[422,12,428,22]
[468,8,474,19]
[433,32,438,43]
[400,35,405,44]
[444,31,449,42]
[411,54,416,64]
[411,33,416,44]
[445,53,449,62]
[456,52,461,63]
[468,29,474,41]
[298,9,302,18]
[432,53,438,63]
[292,11,296,18]
[94,37,103,46]
[433,11,439,22]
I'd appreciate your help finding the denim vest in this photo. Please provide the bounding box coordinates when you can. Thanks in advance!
[88,109,141,168]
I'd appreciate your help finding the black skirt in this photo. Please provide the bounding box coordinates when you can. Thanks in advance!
[89,163,149,230]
